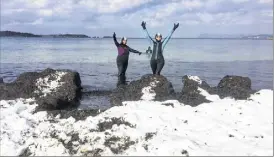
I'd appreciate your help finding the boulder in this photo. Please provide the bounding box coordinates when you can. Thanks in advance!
[209,75,255,99]
[177,75,211,107]
[0,68,82,110]
[110,74,175,106]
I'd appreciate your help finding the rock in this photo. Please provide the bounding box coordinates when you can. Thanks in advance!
[177,75,211,107]
[110,74,175,106]
[46,109,104,121]
[0,68,82,111]
[209,75,255,99]
[0,77,3,83]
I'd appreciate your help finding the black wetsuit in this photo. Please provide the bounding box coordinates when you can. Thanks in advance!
[143,29,175,75]
[113,35,141,85]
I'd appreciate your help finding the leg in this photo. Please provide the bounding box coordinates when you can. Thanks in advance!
[156,58,165,75]
[120,61,128,84]
[116,58,124,86]
[150,59,157,74]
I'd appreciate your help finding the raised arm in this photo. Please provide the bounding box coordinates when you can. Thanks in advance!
[162,23,179,50]
[113,32,119,47]
[128,46,142,55]
[141,21,155,43]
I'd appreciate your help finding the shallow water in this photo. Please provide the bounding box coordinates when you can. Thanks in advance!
[1,37,273,108]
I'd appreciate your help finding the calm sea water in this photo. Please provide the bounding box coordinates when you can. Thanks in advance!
[0,37,273,93]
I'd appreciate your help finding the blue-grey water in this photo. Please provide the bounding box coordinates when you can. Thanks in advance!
[1,37,273,99]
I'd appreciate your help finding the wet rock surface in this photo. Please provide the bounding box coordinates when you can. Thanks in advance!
[208,75,255,99]
[110,74,256,107]
[0,68,82,111]
[177,75,256,106]
[177,75,211,107]
[110,74,176,106]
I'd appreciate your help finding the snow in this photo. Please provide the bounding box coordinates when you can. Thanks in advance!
[35,71,67,96]
[141,78,159,101]
[187,75,202,84]
[0,80,273,156]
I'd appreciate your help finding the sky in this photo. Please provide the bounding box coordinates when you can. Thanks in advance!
[1,0,273,37]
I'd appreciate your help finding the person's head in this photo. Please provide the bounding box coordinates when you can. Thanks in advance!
[121,37,127,45]
[155,33,162,41]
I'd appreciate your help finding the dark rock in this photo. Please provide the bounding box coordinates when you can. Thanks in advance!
[0,77,3,84]
[177,75,211,107]
[209,75,255,99]
[181,149,189,156]
[110,74,175,106]
[97,117,136,132]
[104,136,136,154]
[19,147,32,157]
[0,68,82,111]
[47,109,104,121]
[145,132,157,141]
[82,148,103,156]
[161,103,174,108]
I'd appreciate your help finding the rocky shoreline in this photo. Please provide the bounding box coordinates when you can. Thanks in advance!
[0,68,272,156]
[0,68,257,117]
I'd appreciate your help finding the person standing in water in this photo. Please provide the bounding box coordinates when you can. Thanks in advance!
[141,21,179,75]
[113,32,142,86]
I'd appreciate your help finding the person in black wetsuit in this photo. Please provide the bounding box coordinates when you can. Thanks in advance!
[113,32,142,86]
[141,21,179,75]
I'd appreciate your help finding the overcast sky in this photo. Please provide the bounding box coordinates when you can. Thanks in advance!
[1,0,273,37]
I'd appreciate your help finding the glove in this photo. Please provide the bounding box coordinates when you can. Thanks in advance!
[113,32,116,37]
[141,21,146,30]
[173,23,179,31]
[139,52,142,55]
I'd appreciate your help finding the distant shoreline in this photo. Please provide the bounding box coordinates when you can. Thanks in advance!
[0,31,272,40]
[0,31,91,38]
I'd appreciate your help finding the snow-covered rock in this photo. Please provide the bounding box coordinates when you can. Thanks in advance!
[177,75,211,106]
[177,75,256,106]
[0,88,273,156]
[0,68,82,111]
[110,74,175,106]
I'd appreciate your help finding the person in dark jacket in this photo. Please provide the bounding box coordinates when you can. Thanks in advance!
[113,32,142,86]
[141,21,179,75]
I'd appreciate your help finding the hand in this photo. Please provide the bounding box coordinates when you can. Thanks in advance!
[113,32,116,37]
[141,21,146,30]
[139,52,142,55]
[173,23,179,31]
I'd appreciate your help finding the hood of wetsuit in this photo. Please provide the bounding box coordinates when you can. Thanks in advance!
[155,33,162,41]
[120,37,127,44]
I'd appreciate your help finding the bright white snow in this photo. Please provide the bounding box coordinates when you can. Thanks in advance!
[35,71,67,96]
[0,76,273,156]
[141,78,159,101]
[187,75,202,84]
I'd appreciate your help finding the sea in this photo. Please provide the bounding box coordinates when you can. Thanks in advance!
[0,37,273,106]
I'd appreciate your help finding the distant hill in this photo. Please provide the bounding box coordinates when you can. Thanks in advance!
[0,31,91,38]
[0,31,42,37]
[198,33,273,40]
[241,34,273,40]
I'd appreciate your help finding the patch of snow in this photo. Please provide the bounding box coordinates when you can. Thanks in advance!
[0,90,273,156]
[187,75,202,84]
[198,87,220,101]
[140,78,159,101]
[35,71,67,97]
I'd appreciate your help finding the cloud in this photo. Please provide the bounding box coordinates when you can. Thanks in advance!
[1,0,273,37]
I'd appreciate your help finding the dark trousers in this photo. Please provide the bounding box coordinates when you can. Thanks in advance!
[116,56,128,86]
[150,58,165,75]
